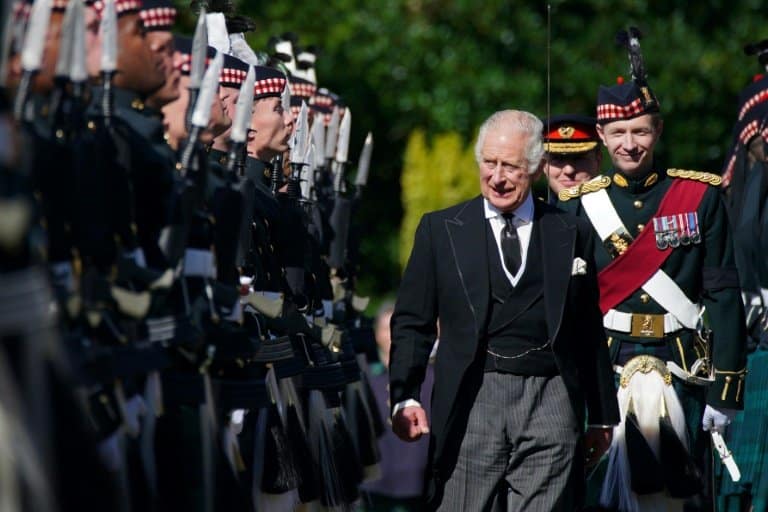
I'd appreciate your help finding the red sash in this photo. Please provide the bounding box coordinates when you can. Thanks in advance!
[597,179,709,313]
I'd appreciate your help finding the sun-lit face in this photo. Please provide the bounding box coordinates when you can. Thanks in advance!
[145,31,179,108]
[597,114,662,176]
[478,127,537,212]
[246,95,294,161]
[544,150,601,193]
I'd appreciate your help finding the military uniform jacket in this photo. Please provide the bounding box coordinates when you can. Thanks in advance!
[559,168,748,409]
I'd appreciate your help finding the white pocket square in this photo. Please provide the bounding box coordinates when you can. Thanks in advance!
[571,257,587,276]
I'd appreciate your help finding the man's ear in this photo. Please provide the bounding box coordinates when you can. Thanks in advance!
[596,123,607,146]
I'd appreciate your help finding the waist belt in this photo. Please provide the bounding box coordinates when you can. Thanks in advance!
[251,336,295,363]
[603,309,686,338]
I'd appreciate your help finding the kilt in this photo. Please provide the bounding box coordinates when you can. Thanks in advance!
[718,348,768,511]
[585,338,707,509]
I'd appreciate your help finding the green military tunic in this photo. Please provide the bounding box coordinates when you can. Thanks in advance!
[558,167,747,411]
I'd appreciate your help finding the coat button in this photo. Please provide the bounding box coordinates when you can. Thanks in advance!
[633,200,643,209]
[637,224,645,232]
[640,293,650,304]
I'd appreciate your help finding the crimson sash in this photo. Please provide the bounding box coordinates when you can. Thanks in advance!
[597,179,709,313]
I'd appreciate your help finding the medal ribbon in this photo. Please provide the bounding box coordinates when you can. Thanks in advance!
[597,179,709,313]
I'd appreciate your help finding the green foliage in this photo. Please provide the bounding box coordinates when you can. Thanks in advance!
[399,130,478,269]
[174,0,768,293]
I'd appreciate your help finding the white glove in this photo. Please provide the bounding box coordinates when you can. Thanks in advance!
[702,405,738,432]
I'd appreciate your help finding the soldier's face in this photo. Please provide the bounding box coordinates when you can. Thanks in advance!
[213,85,239,142]
[206,86,231,142]
[145,31,179,108]
[544,149,601,193]
[597,114,662,176]
[161,73,187,149]
[247,96,293,160]
[114,13,165,95]
[478,127,538,213]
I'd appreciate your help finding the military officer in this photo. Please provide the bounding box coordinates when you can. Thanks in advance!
[541,113,602,200]
[559,75,747,510]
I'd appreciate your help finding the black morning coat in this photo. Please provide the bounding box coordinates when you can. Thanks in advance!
[389,195,620,509]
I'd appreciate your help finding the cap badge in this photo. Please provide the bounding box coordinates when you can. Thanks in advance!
[558,125,575,139]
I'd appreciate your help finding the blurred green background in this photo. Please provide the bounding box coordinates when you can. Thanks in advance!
[175,0,766,304]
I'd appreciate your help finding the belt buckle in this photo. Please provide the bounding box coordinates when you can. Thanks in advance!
[630,313,664,338]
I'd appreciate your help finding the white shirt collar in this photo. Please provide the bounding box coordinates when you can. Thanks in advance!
[483,192,534,224]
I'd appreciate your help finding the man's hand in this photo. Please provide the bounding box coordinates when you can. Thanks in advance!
[583,426,613,468]
[392,405,430,442]
[702,405,738,432]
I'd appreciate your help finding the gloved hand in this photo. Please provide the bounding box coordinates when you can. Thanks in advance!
[702,405,738,432]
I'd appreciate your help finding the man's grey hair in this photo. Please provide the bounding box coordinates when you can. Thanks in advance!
[474,110,544,174]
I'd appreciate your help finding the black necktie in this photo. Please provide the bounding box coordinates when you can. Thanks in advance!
[501,213,522,275]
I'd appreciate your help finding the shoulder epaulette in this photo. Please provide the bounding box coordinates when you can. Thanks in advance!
[557,175,611,201]
[666,169,722,186]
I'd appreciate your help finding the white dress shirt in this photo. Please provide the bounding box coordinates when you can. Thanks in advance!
[392,194,536,417]
[484,193,535,286]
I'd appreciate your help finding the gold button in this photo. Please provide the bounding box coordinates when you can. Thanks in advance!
[637,224,645,232]
[725,376,733,383]
[87,121,96,131]
[55,129,64,139]
[633,200,643,209]
[175,162,183,170]
[640,293,650,304]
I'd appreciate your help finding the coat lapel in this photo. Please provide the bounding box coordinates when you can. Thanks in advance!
[538,203,577,342]
[445,195,490,338]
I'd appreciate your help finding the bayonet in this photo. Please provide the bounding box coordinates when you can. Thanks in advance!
[354,132,373,188]
[334,108,350,164]
[301,142,314,200]
[100,0,118,124]
[311,114,326,171]
[281,81,291,118]
[324,106,340,162]
[333,108,350,193]
[181,51,223,172]
[186,8,207,130]
[14,0,52,120]
[54,1,76,80]
[51,0,87,132]
[288,101,309,201]
[69,0,87,87]
[227,65,255,175]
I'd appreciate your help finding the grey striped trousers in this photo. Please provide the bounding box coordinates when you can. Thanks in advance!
[438,372,582,512]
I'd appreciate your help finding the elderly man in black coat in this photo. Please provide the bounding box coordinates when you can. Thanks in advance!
[389,109,620,511]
